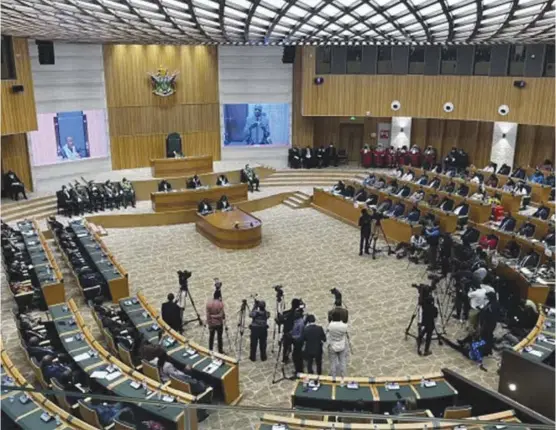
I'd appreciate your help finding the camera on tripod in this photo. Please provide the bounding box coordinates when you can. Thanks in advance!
[273,285,284,299]
[250,294,262,308]
[330,288,342,304]
[178,270,192,291]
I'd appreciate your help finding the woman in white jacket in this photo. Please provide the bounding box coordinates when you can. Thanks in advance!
[327,313,349,378]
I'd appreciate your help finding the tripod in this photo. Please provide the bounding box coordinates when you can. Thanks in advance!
[271,335,294,384]
[177,282,203,328]
[371,219,393,260]
[271,292,286,354]
[404,291,444,346]
[233,299,250,361]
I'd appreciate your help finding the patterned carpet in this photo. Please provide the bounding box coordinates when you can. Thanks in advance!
[1,204,502,429]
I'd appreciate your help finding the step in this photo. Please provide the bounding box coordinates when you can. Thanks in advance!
[0,194,54,210]
[4,207,58,223]
[288,195,309,205]
[282,200,299,209]
[3,202,58,221]
[294,191,313,199]
[1,196,57,216]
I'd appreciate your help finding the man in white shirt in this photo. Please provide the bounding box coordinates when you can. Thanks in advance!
[468,284,495,331]
[326,313,349,378]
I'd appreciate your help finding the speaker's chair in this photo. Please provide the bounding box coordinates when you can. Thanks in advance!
[166,132,182,158]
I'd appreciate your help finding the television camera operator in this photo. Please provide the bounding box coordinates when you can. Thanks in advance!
[161,293,183,334]
[249,296,270,362]
[281,298,303,365]
[413,282,439,356]
[424,220,441,270]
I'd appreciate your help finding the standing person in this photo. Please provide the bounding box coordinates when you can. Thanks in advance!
[161,293,183,334]
[290,309,305,375]
[206,290,225,354]
[358,208,372,256]
[327,313,348,378]
[249,300,269,362]
[282,299,301,364]
[424,221,440,270]
[417,295,438,356]
[302,315,326,375]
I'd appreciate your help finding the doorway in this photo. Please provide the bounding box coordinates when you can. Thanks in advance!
[339,124,364,163]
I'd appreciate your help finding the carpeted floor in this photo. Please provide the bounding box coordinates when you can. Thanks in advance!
[1,203,503,429]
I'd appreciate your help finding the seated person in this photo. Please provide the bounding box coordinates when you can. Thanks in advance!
[427,193,440,207]
[396,185,411,198]
[187,175,202,189]
[532,205,550,220]
[540,159,553,171]
[501,178,516,193]
[514,181,530,196]
[529,169,545,184]
[401,169,415,182]
[497,163,511,175]
[377,198,392,214]
[519,250,539,268]
[427,177,441,189]
[483,162,496,173]
[158,180,172,192]
[87,401,135,428]
[362,173,376,187]
[461,226,480,245]
[385,180,399,194]
[414,174,428,186]
[172,150,184,158]
[40,355,77,388]
[288,147,302,168]
[438,197,454,211]
[470,173,484,184]
[478,234,499,251]
[517,221,535,238]
[546,174,555,187]
[444,167,457,177]
[302,146,314,169]
[456,183,469,197]
[485,174,499,188]
[442,181,456,193]
[216,174,230,186]
[157,352,208,395]
[396,233,428,261]
[4,170,27,201]
[27,336,56,361]
[470,189,486,200]
[353,187,368,203]
[408,189,425,204]
[120,178,136,208]
[499,212,516,232]
[216,195,232,211]
[406,206,421,223]
[241,164,260,191]
[385,201,405,218]
[393,167,404,178]
[197,199,213,215]
[365,194,379,207]
[511,166,526,179]
[373,177,386,189]
[342,184,355,198]
[93,296,123,320]
[331,180,345,195]
[542,225,555,248]
[430,163,442,174]
[453,202,469,217]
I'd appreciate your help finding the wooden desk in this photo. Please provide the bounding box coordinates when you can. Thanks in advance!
[150,156,213,178]
[196,209,262,249]
[312,188,422,243]
[151,183,248,212]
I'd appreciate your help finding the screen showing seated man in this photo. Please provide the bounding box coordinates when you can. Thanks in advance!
[223,103,290,147]
[27,110,109,166]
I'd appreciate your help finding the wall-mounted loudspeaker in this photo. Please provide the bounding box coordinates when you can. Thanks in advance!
[314,77,324,85]
[391,100,401,111]
[282,46,295,64]
[11,85,24,93]
[498,105,510,116]
[513,80,526,89]
[36,40,55,65]
[443,102,454,113]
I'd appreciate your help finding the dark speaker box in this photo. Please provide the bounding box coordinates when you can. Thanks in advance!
[11,85,24,93]
[36,40,55,65]
[282,46,296,64]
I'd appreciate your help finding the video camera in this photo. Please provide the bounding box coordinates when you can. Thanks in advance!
[369,208,389,224]
[214,278,222,290]
[178,270,192,290]
[250,293,262,308]
[330,288,342,305]
[273,285,284,301]
[412,274,441,304]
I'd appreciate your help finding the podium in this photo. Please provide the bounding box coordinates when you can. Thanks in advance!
[150,155,213,178]
[151,183,248,212]
[196,208,262,249]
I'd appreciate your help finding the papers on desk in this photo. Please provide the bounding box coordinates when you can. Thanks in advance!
[347,382,359,390]
[272,425,288,430]
[183,348,199,360]
[162,395,175,403]
[520,267,533,277]
[424,380,437,388]
[73,352,91,362]
[91,371,108,379]
[64,336,75,343]
[385,382,400,390]
[527,349,543,358]
[105,371,122,381]
[203,360,223,375]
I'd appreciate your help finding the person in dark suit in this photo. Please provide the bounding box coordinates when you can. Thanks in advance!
[485,174,499,188]
[498,164,511,175]
[438,197,454,212]
[302,315,326,375]
[197,199,212,215]
[4,171,27,201]
[358,209,371,256]
[331,180,345,195]
[241,164,260,191]
[428,177,441,189]
[386,202,405,218]
[27,337,56,361]
[216,174,229,186]
[187,175,202,189]
[511,166,526,180]
[417,295,438,356]
[324,143,338,167]
[533,205,550,220]
[161,293,182,333]
[519,250,539,268]
[302,146,314,169]
[342,185,355,198]
[396,185,411,198]
[377,198,392,214]
[453,203,469,217]
[354,187,368,202]
[415,175,428,186]
[499,212,516,232]
[457,183,469,197]
[158,180,172,192]
[216,195,231,211]
[517,222,535,238]
[406,206,421,223]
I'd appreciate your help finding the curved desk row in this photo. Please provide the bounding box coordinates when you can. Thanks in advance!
[196,208,262,249]
[291,373,458,416]
[1,340,97,430]
[118,293,241,405]
[312,188,422,243]
[151,183,248,212]
[513,306,555,364]
[48,300,202,430]
[256,410,523,430]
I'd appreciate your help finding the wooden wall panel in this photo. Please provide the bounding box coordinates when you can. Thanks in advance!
[1,134,33,191]
[515,125,555,168]
[292,47,314,148]
[301,47,555,126]
[1,38,38,136]
[111,132,221,170]
[103,45,220,170]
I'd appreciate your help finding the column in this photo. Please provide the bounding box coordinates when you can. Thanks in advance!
[490,122,518,169]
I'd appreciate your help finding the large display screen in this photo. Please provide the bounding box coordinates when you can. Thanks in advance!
[28,109,109,166]
[223,103,290,147]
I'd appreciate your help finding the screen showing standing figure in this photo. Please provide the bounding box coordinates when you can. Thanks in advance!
[27,109,109,166]
[223,103,290,147]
